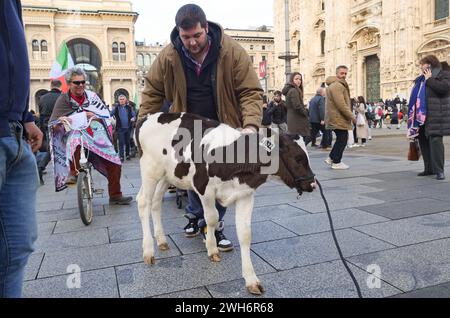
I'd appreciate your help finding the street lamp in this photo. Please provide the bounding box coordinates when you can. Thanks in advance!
[278,0,298,82]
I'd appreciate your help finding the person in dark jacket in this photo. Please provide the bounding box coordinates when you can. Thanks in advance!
[415,55,450,180]
[308,87,327,148]
[282,72,311,142]
[0,0,43,298]
[111,95,136,161]
[266,91,287,132]
[36,80,62,181]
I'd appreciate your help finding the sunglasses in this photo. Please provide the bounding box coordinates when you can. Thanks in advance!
[71,80,86,86]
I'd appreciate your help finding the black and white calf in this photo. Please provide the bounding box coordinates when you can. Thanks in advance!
[136,112,316,295]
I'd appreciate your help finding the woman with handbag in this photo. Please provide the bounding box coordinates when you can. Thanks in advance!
[408,55,450,180]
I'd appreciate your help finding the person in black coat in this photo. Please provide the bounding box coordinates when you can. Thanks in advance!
[416,55,450,180]
[36,80,62,180]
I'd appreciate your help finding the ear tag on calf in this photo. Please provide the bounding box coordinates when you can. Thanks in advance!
[260,137,275,153]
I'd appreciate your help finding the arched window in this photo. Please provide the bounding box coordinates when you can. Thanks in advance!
[112,42,119,61]
[435,0,449,20]
[320,31,326,55]
[40,40,48,52]
[144,54,151,67]
[40,40,48,60]
[119,42,126,61]
[32,39,40,59]
[32,39,39,51]
[137,54,144,66]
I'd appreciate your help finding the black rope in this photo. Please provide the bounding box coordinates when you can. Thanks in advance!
[316,179,363,298]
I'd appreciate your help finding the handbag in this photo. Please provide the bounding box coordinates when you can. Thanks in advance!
[356,113,365,127]
[408,138,421,161]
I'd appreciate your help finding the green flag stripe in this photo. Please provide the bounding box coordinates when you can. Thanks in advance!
[56,41,69,70]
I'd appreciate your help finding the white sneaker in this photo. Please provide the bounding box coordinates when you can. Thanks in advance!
[332,162,350,170]
[353,144,360,148]
[361,144,367,147]
[324,158,333,165]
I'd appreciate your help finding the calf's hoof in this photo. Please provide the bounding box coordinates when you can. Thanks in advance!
[247,283,265,295]
[210,254,221,263]
[158,243,170,251]
[144,255,155,265]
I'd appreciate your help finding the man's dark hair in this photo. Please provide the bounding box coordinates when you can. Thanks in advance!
[420,55,441,68]
[51,79,62,89]
[175,4,207,30]
[273,90,282,96]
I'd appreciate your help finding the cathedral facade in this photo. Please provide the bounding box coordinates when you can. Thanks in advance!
[273,0,450,101]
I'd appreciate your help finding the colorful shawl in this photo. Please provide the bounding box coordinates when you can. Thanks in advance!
[49,119,121,192]
[407,75,427,138]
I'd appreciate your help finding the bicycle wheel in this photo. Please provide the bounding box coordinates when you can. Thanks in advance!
[77,171,94,225]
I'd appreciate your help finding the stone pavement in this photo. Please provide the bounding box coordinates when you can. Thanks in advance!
[23,148,450,298]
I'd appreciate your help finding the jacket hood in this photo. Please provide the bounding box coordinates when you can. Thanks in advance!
[170,21,224,49]
[282,83,295,95]
[326,76,349,89]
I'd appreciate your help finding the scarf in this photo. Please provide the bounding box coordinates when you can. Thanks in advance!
[407,75,427,138]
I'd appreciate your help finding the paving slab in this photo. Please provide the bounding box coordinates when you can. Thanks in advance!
[169,221,298,255]
[23,268,119,298]
[390,283,450,298]
[153,287,212,298]
[24,253,44,281]
[358,198,450,220]
[53,210,141,234]
[116,249,275,298]
[37,238,180,278]
[251,229,395,271]
[207,260,402,298]
[34,228,110,252]
[348,238,450,292]
[36,206,105,224]
[274,209,389,236]
[355,214,450,246]
[108,216,188,243]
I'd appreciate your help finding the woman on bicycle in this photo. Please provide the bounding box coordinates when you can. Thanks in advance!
[49,67,132,205]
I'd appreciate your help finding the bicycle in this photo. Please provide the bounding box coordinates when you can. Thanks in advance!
[60,115,104,226]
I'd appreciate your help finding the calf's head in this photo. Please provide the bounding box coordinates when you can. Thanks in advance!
[277,134,316,196]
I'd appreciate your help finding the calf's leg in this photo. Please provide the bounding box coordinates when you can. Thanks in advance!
[235,195,264,295]
[199,191,220,262]
[151,179,170,251]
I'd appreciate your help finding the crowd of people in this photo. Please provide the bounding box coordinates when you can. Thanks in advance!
[1,1,450,298]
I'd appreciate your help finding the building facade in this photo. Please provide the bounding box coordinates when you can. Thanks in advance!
[135,42,164,105]
[224,27,276,94]
[23,0,138,110]
[274,0,450,101]
[22,0,277,110]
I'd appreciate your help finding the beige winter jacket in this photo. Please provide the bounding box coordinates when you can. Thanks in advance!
[325,76,355,131]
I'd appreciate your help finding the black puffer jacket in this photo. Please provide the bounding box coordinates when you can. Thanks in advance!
[422,67,450,137]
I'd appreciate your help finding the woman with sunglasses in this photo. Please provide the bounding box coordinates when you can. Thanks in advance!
[49,67,133,205]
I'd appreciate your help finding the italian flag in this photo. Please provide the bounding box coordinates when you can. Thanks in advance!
[49,41,74,93]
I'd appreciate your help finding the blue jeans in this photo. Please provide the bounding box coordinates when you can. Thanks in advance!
[185,191,226,229]
[0,122,39,298]
[117,128,131,158]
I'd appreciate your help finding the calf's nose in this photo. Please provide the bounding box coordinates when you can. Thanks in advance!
[310,182,317,190]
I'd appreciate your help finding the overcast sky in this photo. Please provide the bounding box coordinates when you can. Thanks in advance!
[132,0,273,44]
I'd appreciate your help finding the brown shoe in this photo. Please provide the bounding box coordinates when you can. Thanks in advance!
[109,196,133,205]
[66,175,78,185]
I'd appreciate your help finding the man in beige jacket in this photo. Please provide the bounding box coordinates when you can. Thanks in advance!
[139,4,263,252]
[324,66,357,170]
